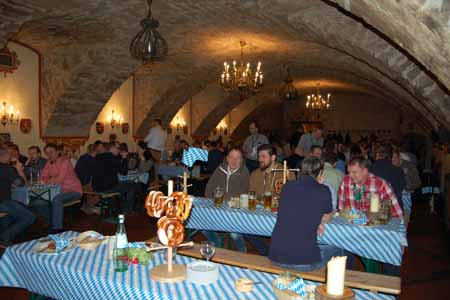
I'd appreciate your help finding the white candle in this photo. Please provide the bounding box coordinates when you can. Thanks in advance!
[283,160,287,184]
[183,171,188,194]
[168,180,174,196]
[370,193,380,213]
[326,256,347,296]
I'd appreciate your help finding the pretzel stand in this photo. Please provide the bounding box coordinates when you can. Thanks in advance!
[145,180,192,283]
[271,160,299,193]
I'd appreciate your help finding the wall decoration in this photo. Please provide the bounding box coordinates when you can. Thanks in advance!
[0,47,20,77]
[19,119,32,134]
[96,122,104,134]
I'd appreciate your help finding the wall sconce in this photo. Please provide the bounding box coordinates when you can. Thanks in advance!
[216,119,228,135]
[1,101,20,126]
[110,109,123,129]
[171,116,188,134]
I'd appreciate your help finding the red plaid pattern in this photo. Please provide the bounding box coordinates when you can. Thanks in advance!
[338,173,403,218]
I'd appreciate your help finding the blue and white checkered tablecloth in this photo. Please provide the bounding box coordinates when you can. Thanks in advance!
[182,147,208,168]
[118,172,149,185]
[0,231,394,300]
[11,184,62,206]
[185,198,407,266]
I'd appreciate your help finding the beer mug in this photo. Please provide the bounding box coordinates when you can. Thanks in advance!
[263,191,272,211]
[214,187,224,208]
[248,191,257,211]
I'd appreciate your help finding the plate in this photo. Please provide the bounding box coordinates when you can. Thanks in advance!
[32,239,75,254]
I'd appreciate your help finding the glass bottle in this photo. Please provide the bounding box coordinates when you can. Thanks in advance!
[114,214,129,272]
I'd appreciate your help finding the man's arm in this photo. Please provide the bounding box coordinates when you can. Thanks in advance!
[144,127,154,143]
[381,181,403,218]
[295,135,306,156]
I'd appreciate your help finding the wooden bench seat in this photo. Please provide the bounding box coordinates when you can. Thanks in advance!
[177,243,401,295]
[63,199,81,207]
[0,212,8,218]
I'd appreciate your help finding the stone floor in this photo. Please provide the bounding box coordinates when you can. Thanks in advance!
[1,198,449,299]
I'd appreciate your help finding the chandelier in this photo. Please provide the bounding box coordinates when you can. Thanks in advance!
[1,101,20,126]
[130,0,168,62]
[220,41,263,94]
[305,83,331,110]
[279,67,298,101]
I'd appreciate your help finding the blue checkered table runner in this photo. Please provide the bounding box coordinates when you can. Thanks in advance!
[185,197,407,266]
[11,184,62,206]
[0,231,394,300]
[118,172,149,185]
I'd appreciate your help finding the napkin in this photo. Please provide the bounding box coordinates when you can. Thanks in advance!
[352,212,368,225]
[276,277,307,297]
[48,234,70,253]
[128,242,145,248]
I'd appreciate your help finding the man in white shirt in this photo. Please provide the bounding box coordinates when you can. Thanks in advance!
[242,122,269,173]
[144,118,167,162]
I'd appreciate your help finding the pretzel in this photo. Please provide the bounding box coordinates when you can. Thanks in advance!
[145,191,166,217]
[171,192,192,221]
[157,216,184,247]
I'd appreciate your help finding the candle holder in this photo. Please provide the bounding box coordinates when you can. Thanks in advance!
[145,186,192,283]
[315,285,355,300]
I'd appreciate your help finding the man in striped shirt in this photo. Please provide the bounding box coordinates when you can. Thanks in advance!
[338,156,403,218]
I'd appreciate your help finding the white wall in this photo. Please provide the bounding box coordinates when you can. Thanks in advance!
[0,41,43,152]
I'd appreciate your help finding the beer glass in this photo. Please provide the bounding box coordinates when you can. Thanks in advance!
[263,191,272,211]
[248,191,257,211]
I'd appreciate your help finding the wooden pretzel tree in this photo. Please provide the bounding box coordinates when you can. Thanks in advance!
[145,183,192,283]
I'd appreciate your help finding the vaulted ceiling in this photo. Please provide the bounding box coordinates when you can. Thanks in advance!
[1,0,450,137]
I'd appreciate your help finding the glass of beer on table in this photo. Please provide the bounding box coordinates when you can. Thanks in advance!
[214,187,224,208]
[248,191,257,211]
[263,191,272,211]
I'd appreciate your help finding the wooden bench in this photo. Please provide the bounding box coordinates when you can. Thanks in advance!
[177,243,401,295]
[0,212,8,218]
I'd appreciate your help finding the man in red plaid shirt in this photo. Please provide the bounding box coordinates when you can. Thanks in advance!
[338,156,403,218]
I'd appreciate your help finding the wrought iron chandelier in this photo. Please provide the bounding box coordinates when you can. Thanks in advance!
[220,41,263,93]
[305,83,331,110]
[130,0,168,62]
[279,67,298,101]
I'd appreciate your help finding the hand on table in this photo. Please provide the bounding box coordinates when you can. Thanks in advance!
[317,223,325,236]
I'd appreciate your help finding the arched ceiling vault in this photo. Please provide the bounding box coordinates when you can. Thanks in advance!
[0,0,449,137]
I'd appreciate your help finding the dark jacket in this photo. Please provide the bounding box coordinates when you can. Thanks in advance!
[75,153,96,185]
[91,152,127,192]
[371,159,406,209]
[269,175,332,265]
[205,149,224,174]
[24,158,47,179]
[205,162,249,198]
[0,163,24,201]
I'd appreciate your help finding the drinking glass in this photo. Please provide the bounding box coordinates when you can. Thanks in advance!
[200,241,215,262]
[263,191,272,211]
[214,188,224,208]
[163,247,177,262]
[379,199,392,223]
[248,191,257,211]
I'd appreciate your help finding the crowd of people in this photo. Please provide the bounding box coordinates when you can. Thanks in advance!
[0,119,422,276]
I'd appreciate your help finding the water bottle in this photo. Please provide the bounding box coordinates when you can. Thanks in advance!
[114,214,129,272]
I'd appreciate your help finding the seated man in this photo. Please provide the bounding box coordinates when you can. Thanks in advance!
[24,146,47,180]
[205,141,224,174]
[91,142,137,213]
[269,157,347,271]
[7,143,28,165]
[249,144,295,198]
[34,143,83,232]
[338,156,403,218]
[0,146,36,246]
[75,144,98,215]
[205,146,249,252]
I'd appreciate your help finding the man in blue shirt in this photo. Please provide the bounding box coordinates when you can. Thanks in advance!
[269,156,348,271]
